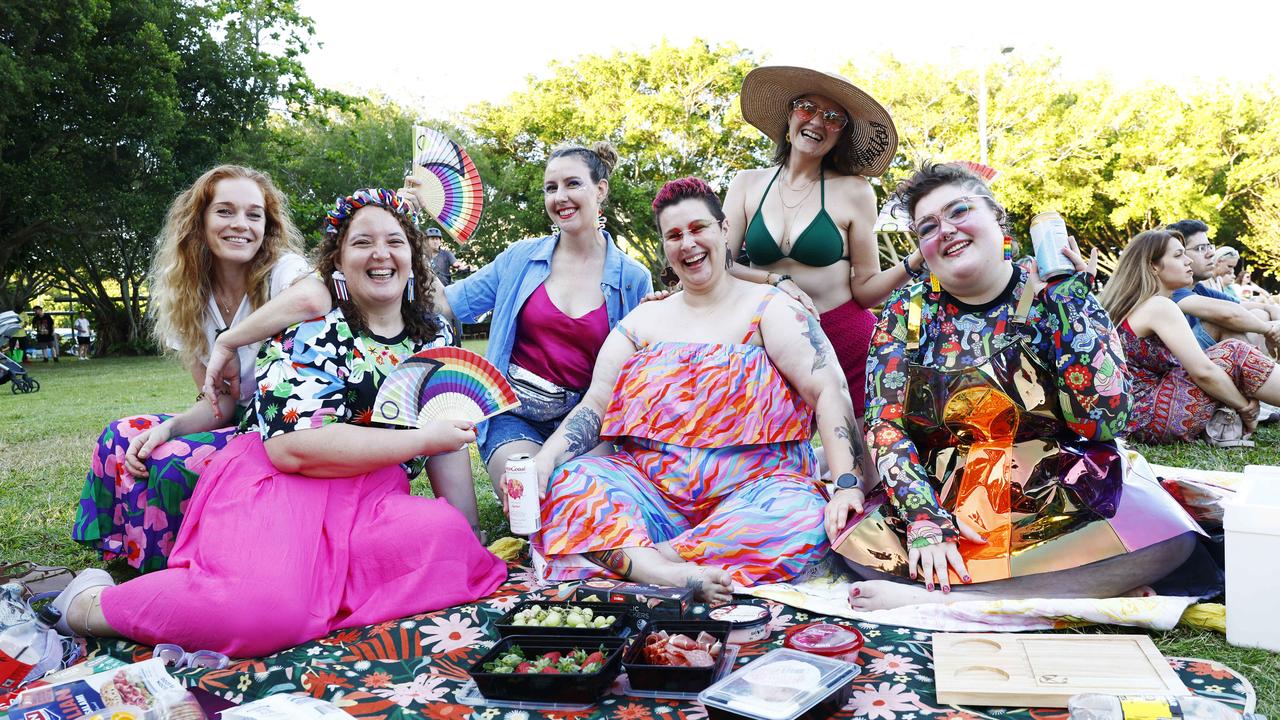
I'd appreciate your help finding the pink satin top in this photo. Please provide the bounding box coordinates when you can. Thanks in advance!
[508,283,609,391]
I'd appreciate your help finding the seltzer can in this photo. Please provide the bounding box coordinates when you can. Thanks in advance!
[1029,210,1075,280]
[505,453,541,535]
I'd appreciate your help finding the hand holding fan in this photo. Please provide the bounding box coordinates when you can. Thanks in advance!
[411,125,485,244]
[373,347,519,427]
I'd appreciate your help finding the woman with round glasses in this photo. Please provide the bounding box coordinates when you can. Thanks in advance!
[724,66,905,417]
[828,162,1199,610]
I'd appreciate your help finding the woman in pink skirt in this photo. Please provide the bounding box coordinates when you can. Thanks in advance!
[52,189,506,657]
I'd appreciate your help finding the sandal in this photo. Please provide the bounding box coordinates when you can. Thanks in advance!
[1204,407,1255,448]
[0,562,75,597]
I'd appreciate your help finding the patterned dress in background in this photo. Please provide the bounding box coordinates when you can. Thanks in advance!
[834,267,1199,582]
[534,290,830,586]
[1119,324,1275,443]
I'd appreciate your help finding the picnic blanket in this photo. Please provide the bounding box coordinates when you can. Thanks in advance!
[82,563,1253,720]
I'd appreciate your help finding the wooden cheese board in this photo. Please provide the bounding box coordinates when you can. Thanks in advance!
[933,633,1189,707]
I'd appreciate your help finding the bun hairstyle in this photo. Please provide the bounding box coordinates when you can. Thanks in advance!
[549,141,619,200]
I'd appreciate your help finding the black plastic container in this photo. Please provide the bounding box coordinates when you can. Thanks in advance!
[468,635,627,704]
[622,620,733,694]
[494,600,639,639]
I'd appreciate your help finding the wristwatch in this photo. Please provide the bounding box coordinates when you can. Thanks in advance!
[769,273,792,287]
[834,472,860,492]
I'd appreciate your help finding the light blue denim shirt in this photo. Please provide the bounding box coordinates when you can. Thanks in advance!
[444,231,653,445]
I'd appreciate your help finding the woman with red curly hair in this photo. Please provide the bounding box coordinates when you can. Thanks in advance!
[528,177,870,603]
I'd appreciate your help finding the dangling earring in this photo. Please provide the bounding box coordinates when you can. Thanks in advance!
[405,272,415,303]
[332,270,349,302]
[550,224,561,241]
[724,242,734,269]
[597,211,607,232]
[1003,235,1013,261]
[660,266,679,288]
[929,272,941,293]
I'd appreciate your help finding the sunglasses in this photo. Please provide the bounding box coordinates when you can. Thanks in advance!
[790,99,849,132]
[154,643,230,670]
[909,195,996,241]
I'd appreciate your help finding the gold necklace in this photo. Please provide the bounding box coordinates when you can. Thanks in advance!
[779,173,817,210]
[213,289,239,320]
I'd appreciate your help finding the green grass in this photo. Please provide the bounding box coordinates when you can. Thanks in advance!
[1,355,1275,712]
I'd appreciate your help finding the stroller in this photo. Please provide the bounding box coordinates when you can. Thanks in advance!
[0,311,40,394]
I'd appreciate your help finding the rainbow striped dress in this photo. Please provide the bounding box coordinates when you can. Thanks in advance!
[534,293,830,586]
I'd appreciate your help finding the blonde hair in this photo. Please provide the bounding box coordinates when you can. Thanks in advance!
[149,165,305,369]
[1098,229,1183,324]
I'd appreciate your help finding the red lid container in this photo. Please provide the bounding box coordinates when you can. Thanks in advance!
[782,623,864,664]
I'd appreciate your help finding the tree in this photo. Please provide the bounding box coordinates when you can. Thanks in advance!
[0,0,334,351]
[462,40,765,274]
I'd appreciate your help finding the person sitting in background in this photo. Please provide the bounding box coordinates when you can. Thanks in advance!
[1165,220,1280,352]
[831,163,1199,609]
[1100,229,1280,444]
[530,178,869,604]
[51,189,505,658]
[74,165,311,572]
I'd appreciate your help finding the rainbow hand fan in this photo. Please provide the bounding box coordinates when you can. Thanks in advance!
[373,347,519,427]
[411,125,485,244]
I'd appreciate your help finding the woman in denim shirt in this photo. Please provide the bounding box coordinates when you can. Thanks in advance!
[206,142,651,504]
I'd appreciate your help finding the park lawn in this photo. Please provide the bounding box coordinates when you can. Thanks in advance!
[1,355,1276,711]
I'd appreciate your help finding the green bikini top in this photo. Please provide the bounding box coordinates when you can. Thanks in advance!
[743,166,848,267]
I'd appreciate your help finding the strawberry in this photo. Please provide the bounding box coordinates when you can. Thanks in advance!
[542,652,561,663]
[583,651,605,667]
[515,662,535,674]
[539,666,561,674]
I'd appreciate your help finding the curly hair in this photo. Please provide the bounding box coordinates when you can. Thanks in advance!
[149,165,306,370]
[314,204,440,342]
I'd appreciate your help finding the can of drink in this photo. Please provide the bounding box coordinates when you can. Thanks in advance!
[1029,210,1075,280]
[505,453,540,535]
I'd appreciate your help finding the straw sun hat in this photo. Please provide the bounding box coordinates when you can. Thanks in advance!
[740,66,898,177]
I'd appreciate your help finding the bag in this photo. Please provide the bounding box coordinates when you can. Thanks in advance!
[1203,407,1254,448]
[507,364,581,423]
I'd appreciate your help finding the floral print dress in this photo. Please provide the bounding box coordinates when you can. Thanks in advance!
[833,267,1198,582]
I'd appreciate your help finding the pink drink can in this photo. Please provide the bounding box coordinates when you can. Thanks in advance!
[505,454,540,535]
[1029,210,1074,280]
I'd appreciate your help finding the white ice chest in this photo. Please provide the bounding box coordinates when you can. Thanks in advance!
[1224,464,1280,651]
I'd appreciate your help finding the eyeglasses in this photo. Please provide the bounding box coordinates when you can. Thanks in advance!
[1187,242,1215,254]
[154,643,230,670]
[909,195,996,241]
[790,99,849,132]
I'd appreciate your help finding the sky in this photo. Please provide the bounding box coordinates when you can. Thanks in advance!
[297,0,1280,117]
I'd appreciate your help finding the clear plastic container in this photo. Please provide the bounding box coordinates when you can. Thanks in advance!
[1068,693,1265,720]
[698,648,860,720]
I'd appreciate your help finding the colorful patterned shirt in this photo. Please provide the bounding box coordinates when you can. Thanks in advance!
[245,307,454,478]
[865,266,1130,541]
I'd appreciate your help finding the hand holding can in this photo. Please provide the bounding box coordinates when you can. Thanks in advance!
[505,454,541,535]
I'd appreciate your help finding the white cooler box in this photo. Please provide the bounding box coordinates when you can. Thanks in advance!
[1224,464,1280,651]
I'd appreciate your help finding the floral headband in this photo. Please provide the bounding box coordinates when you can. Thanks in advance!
[324,188,418,235]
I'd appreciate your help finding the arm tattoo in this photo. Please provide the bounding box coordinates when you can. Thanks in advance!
[561,406,602,459]
[834,414,866,467]
[586,549,633,578]
[797,308,831,372]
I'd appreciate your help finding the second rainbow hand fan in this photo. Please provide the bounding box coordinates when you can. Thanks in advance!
[373,347,519,427]
[412,125,485,244]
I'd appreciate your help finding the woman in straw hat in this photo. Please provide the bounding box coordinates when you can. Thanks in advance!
[725,66,911,418]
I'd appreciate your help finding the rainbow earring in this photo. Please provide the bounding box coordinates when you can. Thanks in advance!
[1003,235,1013,261]
[332,270,349,301]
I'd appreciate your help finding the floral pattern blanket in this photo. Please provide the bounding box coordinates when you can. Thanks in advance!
[86,564,1252,720]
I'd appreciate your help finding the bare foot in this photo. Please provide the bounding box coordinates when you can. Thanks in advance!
[634,560,734,604]
[1121,585,1156,598]
[847,579,983,611]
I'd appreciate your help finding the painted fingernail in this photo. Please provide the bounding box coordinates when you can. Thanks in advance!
[909,571,916,580]
[926,583,934,592]
[942,585,950,594]
[850,588,860,597]
[962,575,972,583]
